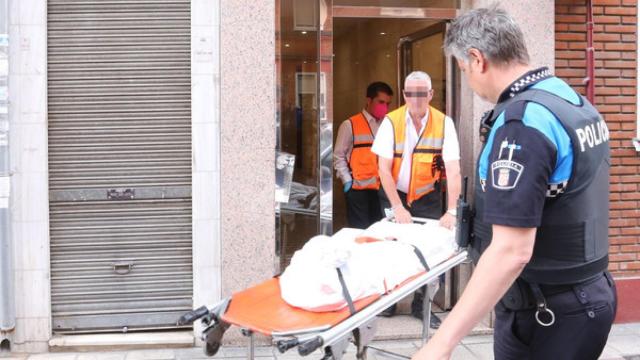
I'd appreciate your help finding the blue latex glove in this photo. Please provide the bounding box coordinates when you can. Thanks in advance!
[343,181,352,193]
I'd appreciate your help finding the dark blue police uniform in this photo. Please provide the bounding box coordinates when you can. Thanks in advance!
[472,67,617,359]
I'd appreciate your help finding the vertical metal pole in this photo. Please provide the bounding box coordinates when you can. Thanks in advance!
[247,331,254,360]
[585,0,595,103]
[0,0,15,333]
[421,287,432,345]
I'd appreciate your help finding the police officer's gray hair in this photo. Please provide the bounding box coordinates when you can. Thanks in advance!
[404,71,432,90]
[444,5,530,66]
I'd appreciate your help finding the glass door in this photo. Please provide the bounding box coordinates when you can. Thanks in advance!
[275,0,333,269]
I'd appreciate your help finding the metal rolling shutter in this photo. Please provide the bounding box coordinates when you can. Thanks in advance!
[47,0,192,333]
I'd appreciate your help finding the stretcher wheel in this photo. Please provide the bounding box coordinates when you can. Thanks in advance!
[298,336,323,356]
[202,321,229,357]
[276,338,299,353]
[204,340,221,357]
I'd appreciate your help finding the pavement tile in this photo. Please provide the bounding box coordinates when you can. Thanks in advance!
[465,343,493,360]
[367,345,416,358]
[28,355,77,360]
[369,340,417,350]
[175,348,221,360]
[599,345,624,360]
[77,354,126,360]
[609,324,638,337]
[220,346,275,358]
[624,323,640,337]
[604,335,640,357]
[124,350,175,360]
[460,335,494,345]
[451,345,479,360]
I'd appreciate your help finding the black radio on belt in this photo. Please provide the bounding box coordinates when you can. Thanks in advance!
[479,109,494,143]
[455,177,473,248]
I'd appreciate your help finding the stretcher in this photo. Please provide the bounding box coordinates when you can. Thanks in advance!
[178,219,469,359]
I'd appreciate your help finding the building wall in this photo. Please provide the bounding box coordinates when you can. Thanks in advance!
[555,0,640,277]
[219,0,276,297]
[7,0,50,352]
[191,0,222,341]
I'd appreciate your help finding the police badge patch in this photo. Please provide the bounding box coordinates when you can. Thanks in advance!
[491,138,524,190]
[491,160,523,189]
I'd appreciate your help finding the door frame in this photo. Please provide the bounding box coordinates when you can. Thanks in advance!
[332,6,457,19]
[328,5,461,309]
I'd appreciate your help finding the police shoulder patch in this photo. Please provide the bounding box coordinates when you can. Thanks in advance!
[491,160,524,190]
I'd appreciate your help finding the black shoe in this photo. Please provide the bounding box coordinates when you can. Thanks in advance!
[379,304,396,317]
[411,309,442,329]
[429,312,442,329]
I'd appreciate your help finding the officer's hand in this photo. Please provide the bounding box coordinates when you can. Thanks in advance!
[343,181,352,193]
[439,213,455,230]
[394,206,412,224]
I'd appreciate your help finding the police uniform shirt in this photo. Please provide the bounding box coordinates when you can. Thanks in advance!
[479,68,577,228]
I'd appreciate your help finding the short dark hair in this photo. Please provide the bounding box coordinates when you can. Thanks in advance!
[366,81,393,99]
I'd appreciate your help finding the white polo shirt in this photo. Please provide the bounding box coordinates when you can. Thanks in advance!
[371,108,460,193]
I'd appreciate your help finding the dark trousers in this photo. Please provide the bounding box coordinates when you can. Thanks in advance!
[378,184,444,314]
[377,182,444,220]
[345,188,383,229]
[494,272,617,360]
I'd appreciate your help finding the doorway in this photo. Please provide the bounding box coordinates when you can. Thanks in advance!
[275,1,460,285]
[332,18,452,231]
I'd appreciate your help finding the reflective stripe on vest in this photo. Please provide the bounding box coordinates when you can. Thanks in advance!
[415,182,435,197]
[354,134,374,143]
[349,113,380,190]
[387,105,445,205]
[417,137,444,148]
[353,177,378,188]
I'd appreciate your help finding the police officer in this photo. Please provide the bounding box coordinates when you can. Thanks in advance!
[413,6,617,360]
[334,82,393,229]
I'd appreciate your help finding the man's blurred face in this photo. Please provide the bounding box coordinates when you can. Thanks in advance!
[403,79,433,116]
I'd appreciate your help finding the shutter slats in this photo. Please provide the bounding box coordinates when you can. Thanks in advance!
[48,0,193,333]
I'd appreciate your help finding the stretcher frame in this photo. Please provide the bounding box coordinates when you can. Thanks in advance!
[181,250,468,359]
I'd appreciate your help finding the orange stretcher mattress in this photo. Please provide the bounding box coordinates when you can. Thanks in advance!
[221,278,380,335]
[220,270,430,336]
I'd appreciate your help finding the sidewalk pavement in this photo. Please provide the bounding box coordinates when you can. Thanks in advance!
[2,323,640,360]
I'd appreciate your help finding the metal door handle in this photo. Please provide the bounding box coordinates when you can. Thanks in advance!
[111,262,133,275]
[107,189,135,200]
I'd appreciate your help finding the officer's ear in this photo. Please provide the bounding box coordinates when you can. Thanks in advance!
[467,48,487,73]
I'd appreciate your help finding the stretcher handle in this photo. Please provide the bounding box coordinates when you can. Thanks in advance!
[298,336,323,356]
[177,305,209,325]
[276,338,299,353]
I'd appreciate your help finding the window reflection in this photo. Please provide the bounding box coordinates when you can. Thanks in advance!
[276,0,325,268]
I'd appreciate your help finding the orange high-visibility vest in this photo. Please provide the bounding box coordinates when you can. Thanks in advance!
[349,113,380,190]
[387,105,445,205]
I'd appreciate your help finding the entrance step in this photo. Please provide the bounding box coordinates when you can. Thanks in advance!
[49,331,194,352]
